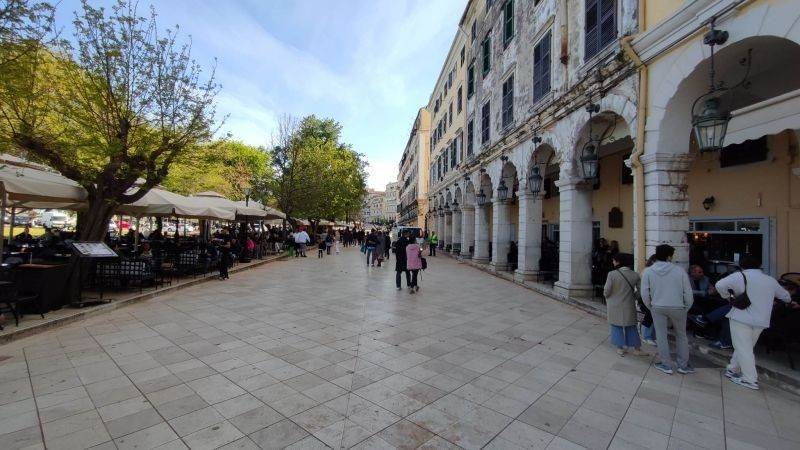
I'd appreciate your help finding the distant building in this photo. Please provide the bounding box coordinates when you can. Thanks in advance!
[397,108,431,229]
[361,189,385,225]
[383,182,400,224]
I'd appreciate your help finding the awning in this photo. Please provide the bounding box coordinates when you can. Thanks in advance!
[118,185,235,220]
[232,200,286,220]
[191,191,271,220]
[724,88,800,146]
[0,154,87,210]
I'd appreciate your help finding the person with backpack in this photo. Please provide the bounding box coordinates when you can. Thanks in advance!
[714,255,792,390]
[603,253,647,357]
[641,244,695,375]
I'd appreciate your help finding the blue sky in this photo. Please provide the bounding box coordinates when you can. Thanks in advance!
[57,0,465,190]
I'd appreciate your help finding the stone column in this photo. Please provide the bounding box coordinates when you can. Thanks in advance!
[641,153,692,268]
[460,205,475,258]
[490,198,511,272]
[435,212,443,244]
[473,204,490,263]
[554,177,594,298]
[451,209,462,253]
[443,212,451,249]
[515,191,543,281]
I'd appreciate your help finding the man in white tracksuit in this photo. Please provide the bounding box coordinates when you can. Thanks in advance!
[715,255,792,390]
[641,244,695,375]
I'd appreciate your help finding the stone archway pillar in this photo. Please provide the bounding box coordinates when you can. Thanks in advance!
[515,191,543,281]
[451,209,462,253]
[554,177,594,298]
[443,212,451,250]
[435,212,443,244]
[640,153,692,268]
[490,198,512,272]
[460,205,475,258]
[473,205,490,263]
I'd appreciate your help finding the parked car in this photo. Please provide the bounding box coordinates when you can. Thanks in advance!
[40,210,71,229]
[13,214,32,226]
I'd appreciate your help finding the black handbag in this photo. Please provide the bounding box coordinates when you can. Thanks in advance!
[729,271,752,310]
[421,257,427,270]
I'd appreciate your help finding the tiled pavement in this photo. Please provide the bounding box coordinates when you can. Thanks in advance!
[1,249,800,449]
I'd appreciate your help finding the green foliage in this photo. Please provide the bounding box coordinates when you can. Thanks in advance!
[162,140,270,200]
[0,0,219,239]
[267,115,367,223]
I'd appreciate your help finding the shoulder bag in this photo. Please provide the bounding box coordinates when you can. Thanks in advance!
[617,269,641,302]
[729,271,752,310]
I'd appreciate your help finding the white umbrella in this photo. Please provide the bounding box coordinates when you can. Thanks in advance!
[0,154,87,210]
[119,185,234,220]
[192,191,267,219]
[233,200,286,220]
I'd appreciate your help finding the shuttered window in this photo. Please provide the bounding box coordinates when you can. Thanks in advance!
[482,34,491,77]
[467,63,475,98]
[533,31,551,102]
[502,75,514,128]
[481,101,490,144]
[585,0,616,59]
[503,0,514,47]
[467,119,474,156]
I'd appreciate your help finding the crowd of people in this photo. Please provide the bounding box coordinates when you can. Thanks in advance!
[602,243,797,390]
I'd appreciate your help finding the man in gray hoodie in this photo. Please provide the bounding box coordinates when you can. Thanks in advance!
[641,244,695,375]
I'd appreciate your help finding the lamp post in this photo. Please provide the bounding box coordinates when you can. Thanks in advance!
[476,189,487,206]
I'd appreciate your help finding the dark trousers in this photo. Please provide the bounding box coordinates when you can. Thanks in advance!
[707,303,733,345]
[326,245,331,255]
[396,270,419,288]
[219,256,229,278]
[429,245,436,256]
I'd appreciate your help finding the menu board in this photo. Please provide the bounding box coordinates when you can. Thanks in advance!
[72,242,118,258]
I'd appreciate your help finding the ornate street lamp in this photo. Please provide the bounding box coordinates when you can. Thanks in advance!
[476,189,487,206]
[690,18,752,152]
[581,101,601,180]
[528,166,543,196]
[451,199,459,212]
[444,202,451,213]
[496,179,509,202]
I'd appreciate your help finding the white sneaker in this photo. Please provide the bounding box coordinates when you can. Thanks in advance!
[730,376,759,390]
[724,368,741,380]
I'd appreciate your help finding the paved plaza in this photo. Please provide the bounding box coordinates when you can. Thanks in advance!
[1,249,799,449]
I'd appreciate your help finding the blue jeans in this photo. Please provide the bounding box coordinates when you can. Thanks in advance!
[641,324,656,341]
[366,247,375,265]
[610,325,641,348]
[707,304,733,346]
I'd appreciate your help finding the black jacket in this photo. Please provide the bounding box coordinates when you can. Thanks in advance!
[394,236,409,272]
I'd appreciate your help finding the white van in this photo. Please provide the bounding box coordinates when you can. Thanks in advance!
[40,210,71,229]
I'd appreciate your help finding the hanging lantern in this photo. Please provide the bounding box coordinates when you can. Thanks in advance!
[452,199,460,211]
[476,189,487,206]
[444,202,451,212]
[528,166,543,196]
[581,141,599,180]
[497,180,509,201]
[692,97,730,152]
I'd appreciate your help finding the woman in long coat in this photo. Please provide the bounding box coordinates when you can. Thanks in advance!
[603,253,648,356]
[394,230,410,290]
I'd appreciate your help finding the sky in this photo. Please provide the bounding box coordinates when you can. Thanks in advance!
[57,0,466,190]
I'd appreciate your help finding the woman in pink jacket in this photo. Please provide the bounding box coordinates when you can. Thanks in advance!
[405,238,423,293]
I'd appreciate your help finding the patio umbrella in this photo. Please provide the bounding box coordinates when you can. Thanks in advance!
[0,154,88,210]
[232,200,286,220]
[118,185,234,220]
[192,191,269,220]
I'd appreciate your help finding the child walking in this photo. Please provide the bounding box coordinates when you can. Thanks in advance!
[317,239,325,258]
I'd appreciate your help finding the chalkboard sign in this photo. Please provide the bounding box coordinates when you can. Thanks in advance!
[72,242,118,258]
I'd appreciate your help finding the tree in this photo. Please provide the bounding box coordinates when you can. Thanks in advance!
[0,0,219,240]
[0,0,56,69]
[163,140,270,201]
[265,115,367,231]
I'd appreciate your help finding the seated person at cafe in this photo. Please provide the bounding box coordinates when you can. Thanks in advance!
[149,227,164,241]
[139,242,153,259]
[15,225,34,243]
[689,265,720,314]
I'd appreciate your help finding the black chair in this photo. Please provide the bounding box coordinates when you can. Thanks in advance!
[94,261,121,295]
[119,259,155,292]
[0,281,42,328]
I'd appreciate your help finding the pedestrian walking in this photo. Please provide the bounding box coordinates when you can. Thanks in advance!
[334,230,341,254]
[374,231,385,267]
[317,239,325,258]
[405,237,423,293]
[325,232,333,255]
[641,244,695,375]
[715,255,792,390]
[365,230,378,266]
[294,226,310,257]
[383,232,391,261]
[603,253,648,357]
[394,230,411,290]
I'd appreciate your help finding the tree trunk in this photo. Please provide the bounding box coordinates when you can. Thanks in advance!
[79,197,116,241]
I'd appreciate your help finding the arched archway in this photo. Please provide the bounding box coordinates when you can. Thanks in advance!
[473,171,494,263]
[490,161,519,272]
[460,180,477,258]
[554,110,635,298]
[646,34,800,274]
